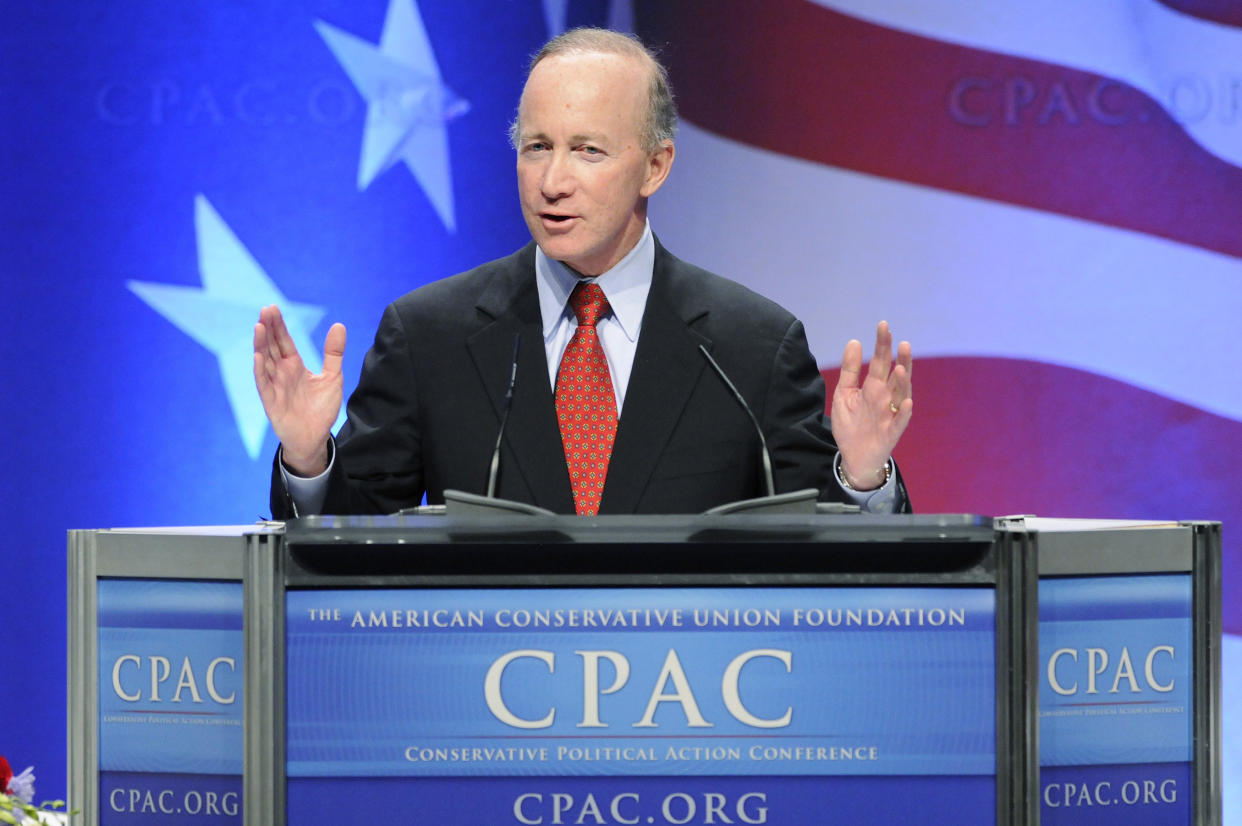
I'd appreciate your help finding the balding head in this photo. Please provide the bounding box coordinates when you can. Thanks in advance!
[509,27,677,154]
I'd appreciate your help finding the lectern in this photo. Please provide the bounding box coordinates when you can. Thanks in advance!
[67,515,1220,825]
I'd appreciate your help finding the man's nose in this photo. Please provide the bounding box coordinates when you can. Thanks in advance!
[540,151,574,200]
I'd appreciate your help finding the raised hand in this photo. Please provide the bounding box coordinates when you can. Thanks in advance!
[831,321,913,490]
[253,304,346,476]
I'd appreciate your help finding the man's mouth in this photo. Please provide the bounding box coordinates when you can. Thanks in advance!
[539,213,579,234]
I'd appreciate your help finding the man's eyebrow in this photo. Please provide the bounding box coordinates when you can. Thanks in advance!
[518,131,607,145]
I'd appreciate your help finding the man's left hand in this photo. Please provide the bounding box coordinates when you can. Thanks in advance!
[831,321,913,490]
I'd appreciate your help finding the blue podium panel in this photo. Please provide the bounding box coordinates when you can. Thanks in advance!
[286,586,997,825]
[97,580,244,825]
[1038,575,1193,825]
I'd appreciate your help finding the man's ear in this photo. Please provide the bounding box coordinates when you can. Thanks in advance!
[640,140,676,198]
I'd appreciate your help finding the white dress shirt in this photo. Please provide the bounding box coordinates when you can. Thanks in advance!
[535,221,654,414]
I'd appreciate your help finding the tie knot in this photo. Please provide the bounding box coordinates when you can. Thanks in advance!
[569,282,610,327]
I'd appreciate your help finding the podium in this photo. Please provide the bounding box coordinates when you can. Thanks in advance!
[67,515,1222,825]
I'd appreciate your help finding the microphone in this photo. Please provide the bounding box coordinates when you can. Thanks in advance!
[487,333,521,498]
[401,334,546,517]
[443,331,554,516]
[697,345,822,514]
[698,344,775,497]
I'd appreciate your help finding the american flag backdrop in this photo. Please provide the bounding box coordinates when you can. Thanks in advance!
[637,3,1240,817]
[0,0,1236,816]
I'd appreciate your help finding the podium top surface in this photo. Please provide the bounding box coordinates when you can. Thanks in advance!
[66,515,1213,584]
[279,513,999,587]
[285,512,994,546]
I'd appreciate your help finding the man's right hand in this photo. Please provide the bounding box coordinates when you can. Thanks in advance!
[253,304,347,477]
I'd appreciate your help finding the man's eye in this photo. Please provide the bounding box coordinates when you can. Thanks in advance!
[581,145,602,155]
[526,142,547,152]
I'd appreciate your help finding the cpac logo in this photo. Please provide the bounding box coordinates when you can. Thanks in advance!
[485,648,792,729]
[111,655,237,704]
[1045,646,1176,696]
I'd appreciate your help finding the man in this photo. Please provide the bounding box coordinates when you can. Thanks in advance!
[255,28,912,518]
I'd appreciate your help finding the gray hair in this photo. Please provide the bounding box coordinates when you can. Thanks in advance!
[508,27,678,153]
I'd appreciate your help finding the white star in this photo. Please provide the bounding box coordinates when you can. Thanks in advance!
[128,195,336,460]
[316,0,469,232]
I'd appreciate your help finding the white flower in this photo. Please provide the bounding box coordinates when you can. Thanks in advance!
[7,766,35,804]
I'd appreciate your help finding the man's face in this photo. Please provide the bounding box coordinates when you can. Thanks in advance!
[515,51,673,276]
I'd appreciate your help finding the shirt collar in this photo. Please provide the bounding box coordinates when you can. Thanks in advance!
[535,221,654,343]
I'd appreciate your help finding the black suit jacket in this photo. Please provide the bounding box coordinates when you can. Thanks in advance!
[271,240,909,517]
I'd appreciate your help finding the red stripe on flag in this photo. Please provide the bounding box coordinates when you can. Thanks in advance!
[824,356,1241,635]
[636,0,1242,260]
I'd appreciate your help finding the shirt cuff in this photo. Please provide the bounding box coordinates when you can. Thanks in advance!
[833,453,898,514]
[279,441,334,517]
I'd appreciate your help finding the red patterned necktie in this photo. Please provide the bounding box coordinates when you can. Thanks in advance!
[555,282,618,515]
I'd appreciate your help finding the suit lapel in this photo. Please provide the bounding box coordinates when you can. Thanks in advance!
[466,246,575,512]
[599,245,711,513]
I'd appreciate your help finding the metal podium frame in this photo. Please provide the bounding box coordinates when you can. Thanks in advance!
[66,515,1221,826]
[67,526,279,826]
[998,517,1223,825]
